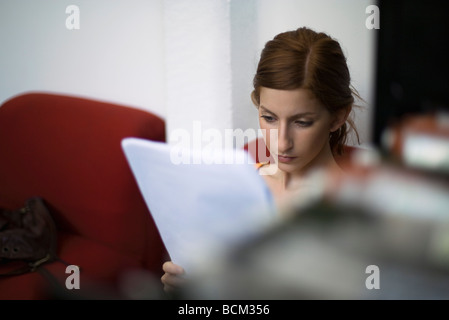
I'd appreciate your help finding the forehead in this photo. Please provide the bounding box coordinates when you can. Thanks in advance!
[259,87,325,115]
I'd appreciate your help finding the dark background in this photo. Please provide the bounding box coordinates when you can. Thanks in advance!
[374,0,449,147]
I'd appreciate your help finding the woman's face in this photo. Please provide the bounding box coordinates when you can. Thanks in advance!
[258,87,338,174]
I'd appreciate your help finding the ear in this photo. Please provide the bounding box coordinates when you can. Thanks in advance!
[330,106,351,133]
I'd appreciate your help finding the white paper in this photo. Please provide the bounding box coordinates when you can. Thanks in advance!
[121,137,276,273]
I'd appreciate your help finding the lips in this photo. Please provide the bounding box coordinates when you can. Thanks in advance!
[276,155,297,163]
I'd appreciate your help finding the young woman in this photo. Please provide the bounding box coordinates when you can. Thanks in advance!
[161,27,361,293]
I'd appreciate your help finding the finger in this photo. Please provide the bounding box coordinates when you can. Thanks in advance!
[162,261,185,275]
[161,273,187,287]
[164,283,181,294]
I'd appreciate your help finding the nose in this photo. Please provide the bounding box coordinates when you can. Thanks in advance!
[277,122,293,154]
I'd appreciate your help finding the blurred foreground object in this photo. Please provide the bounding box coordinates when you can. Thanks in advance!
[181,159,449,299]
[383,112,449,175]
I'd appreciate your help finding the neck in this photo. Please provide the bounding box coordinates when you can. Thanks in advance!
[276,144,341,190]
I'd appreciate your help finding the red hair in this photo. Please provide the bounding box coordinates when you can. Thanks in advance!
[251,27,360,155]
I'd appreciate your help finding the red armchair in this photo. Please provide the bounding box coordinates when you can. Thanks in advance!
[0,92,168,299]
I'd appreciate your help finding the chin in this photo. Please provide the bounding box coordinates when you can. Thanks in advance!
[276,160,304,173]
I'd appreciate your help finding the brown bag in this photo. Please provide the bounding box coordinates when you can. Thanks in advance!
[0,197,58,276]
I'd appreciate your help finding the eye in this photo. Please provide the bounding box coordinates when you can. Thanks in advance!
[261,115,276,123]
[295,120,313,127]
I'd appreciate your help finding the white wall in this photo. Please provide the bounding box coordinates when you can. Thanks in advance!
[0,0,166,118]
[0,0,376,145]
[164,0,233,148]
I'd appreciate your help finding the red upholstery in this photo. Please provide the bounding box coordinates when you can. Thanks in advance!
[0,92,168,299]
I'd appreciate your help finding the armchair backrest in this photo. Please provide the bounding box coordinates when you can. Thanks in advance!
[0,92,167,273]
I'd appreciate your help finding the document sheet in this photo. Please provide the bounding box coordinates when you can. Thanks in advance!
[121,137,276,272]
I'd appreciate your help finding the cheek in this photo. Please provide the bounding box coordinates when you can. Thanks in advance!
[259,121,274,150]
[293,126,330,154]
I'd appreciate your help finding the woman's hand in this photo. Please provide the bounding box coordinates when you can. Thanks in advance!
[161,261,186,294]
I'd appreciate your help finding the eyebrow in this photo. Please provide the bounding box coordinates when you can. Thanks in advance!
[259,105,317,119]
